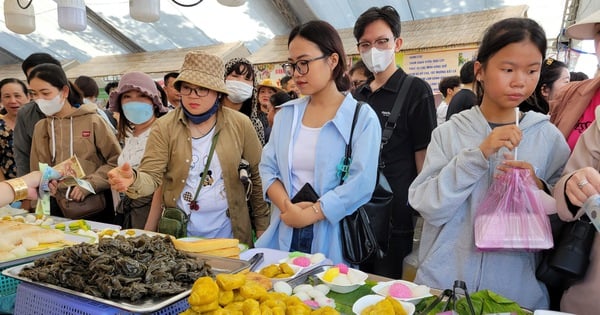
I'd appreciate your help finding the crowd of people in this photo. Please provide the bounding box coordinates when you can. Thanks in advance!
[2,5,600,314]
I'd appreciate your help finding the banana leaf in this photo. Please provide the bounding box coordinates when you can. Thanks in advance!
[415,289,529,315]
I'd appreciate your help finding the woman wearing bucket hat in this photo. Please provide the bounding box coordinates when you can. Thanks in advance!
[550,9,600,151]
[256,78,285,142]
[256,20,381,264]
[222,57,266,145]
[108,71,168,229]
[108,51,270,246]
[257,78,284,114]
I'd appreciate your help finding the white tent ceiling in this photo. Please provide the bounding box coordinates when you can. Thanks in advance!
[0,0,583,68]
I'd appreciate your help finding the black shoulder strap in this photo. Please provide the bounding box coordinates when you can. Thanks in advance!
[381,75,414,148]
[339,102,363,185]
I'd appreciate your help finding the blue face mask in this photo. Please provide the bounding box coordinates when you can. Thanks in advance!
[122,101,154,124]
[183,98,219,125]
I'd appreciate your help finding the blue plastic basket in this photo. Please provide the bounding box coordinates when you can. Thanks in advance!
[0,270,20,314]
[14,282,190,315]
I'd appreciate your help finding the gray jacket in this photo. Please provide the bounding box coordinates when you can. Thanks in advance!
[409,106,569,310]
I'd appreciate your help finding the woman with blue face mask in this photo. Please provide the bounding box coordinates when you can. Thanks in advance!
[108,71,168,229]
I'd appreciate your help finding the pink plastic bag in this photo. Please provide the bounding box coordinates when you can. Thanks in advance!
[474,167,553,251]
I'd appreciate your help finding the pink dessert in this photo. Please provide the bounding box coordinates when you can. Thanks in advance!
[336,263,349,274]
[388,282,412,298]
[304,299,319,308]
[292,256,311,267]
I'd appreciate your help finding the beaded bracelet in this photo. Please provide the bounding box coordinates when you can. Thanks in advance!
[6,178,28,201]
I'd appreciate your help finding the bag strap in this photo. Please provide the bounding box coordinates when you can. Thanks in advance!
[339,75,414,183]
[191,131,220,202]
[339,102,363,185]
[380,75,414,167]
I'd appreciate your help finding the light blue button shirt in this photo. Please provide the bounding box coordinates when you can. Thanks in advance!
[256,93,381,264]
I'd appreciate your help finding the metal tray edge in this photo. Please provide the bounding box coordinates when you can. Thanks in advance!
[2,263,189,313]
[0,232,96,270]
[2,254,250,313]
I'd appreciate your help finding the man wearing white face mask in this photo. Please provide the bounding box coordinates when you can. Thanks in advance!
[353,5,437,279]
[222,57,266,145]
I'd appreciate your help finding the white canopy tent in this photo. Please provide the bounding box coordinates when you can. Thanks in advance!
[0,0,569,69]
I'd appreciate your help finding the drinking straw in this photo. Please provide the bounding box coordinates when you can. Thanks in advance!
[514,107,519,160]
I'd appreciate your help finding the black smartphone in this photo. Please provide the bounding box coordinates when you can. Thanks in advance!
[291,183,319,203]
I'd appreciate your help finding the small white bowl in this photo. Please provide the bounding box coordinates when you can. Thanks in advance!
[352,294,415,315]
[371,280,432,304]
[316,266,368,294]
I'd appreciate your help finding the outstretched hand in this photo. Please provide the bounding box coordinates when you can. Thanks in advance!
[108,163,135,193]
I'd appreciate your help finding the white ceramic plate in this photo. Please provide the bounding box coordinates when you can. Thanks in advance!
[352,294,415,315]
[241,247,333,271]
[371,279,432,304]
[316,266,368,294]
[262,263,303,281]
[278,252,327,269]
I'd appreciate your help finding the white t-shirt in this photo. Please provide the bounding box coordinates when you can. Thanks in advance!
[436,101,448,126]
[291,123,321,195]
[177,128,232,238]
[118,128,151,168]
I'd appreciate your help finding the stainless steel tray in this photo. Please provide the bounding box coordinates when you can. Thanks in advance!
[2,254,249,313]
[0,232,96,270]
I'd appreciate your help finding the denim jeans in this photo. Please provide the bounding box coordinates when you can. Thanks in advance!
[290,224,314,253]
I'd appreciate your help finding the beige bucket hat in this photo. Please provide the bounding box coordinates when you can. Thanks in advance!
[174,51,229,95]
[566,9,600,40]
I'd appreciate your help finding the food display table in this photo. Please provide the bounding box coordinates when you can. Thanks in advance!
[6,245,534,315]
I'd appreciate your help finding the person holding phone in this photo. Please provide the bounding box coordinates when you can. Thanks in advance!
[256,20,381,264]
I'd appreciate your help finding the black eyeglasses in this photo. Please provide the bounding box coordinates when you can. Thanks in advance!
[281,55,329,77]
[356,38,392,53]
[179,84,209,97]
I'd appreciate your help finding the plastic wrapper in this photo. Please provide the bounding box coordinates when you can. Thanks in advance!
[474,167,553,251]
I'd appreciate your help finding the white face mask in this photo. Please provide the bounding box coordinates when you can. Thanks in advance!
[360,47,395,73]
[36,93,65,116]
[225,80,254,104]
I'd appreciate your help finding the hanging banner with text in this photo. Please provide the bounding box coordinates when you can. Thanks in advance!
[403,49,477,93]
